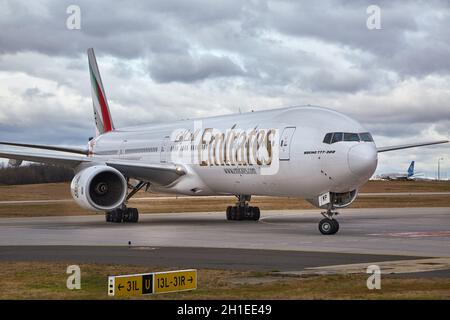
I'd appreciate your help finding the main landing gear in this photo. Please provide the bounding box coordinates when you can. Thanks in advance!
[226,195,260,221]
[105,207,139,223]
[105,180,149,223]
[318,208,340,235]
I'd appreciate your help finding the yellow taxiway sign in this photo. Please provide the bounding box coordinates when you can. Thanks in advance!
[153,269,197,294]
[108,269,196,297]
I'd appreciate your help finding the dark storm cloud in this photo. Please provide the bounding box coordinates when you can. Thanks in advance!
[0,0,251,83]
[0,0,245,57]
[267,1,412,55]
[387,42,450,77]
[149,53,245,83]
[306,69,374,92]
[0,1,183,59]
[264,1,450,78]
[2,0,450,82]
[0,123,90,146]
[366,122,442,139]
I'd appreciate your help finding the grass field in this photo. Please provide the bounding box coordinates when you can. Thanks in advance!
[1,261,449,300]
[1,180,450,201]
[0,180,449,217]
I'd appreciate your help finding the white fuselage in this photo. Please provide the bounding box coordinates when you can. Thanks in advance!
[89,106,378,200]
[380,173,410,180]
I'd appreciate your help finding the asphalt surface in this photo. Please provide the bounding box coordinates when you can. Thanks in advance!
[1,207,449,257]
[0,207,449,276]
[0,246,420,272]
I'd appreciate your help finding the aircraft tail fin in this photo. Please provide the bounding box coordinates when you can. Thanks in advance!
[407,161,415,177]
[88,48,114,135]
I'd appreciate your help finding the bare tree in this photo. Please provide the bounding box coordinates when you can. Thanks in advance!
[0,163,74,185]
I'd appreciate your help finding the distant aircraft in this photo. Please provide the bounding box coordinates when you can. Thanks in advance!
[0,48,448,235]
[380,161,423,180]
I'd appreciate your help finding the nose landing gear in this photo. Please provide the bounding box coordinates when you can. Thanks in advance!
[318,209,339,235]
[226,195,260,221]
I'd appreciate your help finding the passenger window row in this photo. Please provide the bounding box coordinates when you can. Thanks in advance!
[323,132,373,144]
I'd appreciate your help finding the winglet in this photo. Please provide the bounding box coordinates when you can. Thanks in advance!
[88,48,114,135]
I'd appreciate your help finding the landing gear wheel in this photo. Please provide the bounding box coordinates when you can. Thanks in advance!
[230,206,237,220]
[331,219,339,232]
[235,207,244,221]
[103,179,148,225]
[226,195,261,221]
[251,207,260,221]
[122,208,130,222]
[226,206,232,220]
[109,208,123,223]
[246,206,255,220]
[226,205,261,221]
[122,208,139,223]
[130,208,139,223]
[106,207,139,223]
[318,218,338,235]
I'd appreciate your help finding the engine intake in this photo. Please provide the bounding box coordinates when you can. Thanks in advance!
[71,166,127,211]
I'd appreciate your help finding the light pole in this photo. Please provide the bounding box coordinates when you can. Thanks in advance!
[438,157,444,181]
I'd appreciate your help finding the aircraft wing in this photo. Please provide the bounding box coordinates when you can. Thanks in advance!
[0,147,90,167]
[0,146,185,186]
[0,141,88,155]
[106,160,185,186]
[377,140,448,153]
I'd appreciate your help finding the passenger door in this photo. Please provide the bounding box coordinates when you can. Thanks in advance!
[279,127,296,160]
[119,140,127,159]
[160,136,170,163]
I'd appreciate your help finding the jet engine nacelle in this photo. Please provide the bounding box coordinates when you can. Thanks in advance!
[70,165,127,211]
[307,189,358,209]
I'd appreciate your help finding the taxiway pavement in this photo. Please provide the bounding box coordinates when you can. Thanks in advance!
[0,207,449,258]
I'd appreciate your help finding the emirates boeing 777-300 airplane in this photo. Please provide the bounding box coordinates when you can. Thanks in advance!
[0,49,447,234]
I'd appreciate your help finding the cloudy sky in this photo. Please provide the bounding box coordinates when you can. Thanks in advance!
[0,0,449,177]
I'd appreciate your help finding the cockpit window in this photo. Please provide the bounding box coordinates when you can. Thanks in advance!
[323,132,373,144]
[344,132,360,142]
[331,132,343,143]
[323,133,333,144]
[359,132,374,142]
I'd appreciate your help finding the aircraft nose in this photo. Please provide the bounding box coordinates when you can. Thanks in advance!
[347,143,378,177]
